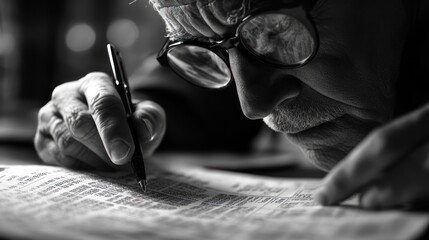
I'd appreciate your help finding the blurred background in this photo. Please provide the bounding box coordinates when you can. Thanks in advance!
[0,0,165,143]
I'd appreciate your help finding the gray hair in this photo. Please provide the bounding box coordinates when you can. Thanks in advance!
[149,0,251,40]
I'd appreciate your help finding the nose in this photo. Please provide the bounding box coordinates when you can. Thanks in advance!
[228,49,301,120]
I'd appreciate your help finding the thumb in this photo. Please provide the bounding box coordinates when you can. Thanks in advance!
[132,101,167,158]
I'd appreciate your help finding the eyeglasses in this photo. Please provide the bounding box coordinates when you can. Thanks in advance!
[157,5,318,89]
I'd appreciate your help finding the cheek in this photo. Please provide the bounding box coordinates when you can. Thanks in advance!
[303,0,409,121]
[295,41,401,122]
[294,53,395,123]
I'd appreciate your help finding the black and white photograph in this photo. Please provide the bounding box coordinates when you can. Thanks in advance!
[0,0,428,239]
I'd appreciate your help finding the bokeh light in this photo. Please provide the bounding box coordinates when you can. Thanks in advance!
[107,19,139,48]
[65,23,96,52]
[0,32,15,55]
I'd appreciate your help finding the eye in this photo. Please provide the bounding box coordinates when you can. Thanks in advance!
[239,13,316,65]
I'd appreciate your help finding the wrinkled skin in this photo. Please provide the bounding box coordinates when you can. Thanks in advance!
[35,72,166,170]
[151,0,429,209]
[158,0,408,170]
[35,0,429,209]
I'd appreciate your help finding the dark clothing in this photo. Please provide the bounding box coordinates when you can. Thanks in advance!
[131,60,262,153]
[395,0,429,116]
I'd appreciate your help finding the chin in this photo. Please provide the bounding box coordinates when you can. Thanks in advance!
[304,147,350,171]
[290,135,359,172]
[265,114,380,172]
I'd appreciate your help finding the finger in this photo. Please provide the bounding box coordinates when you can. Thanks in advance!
[51,81,94,139]
[359,175,418,210]
[34,131,93,170]
[133,101,166,143]
[48,115,112,170]
[315,104,429,205]
[79,72,134,165]
[133,101,166,158]
[359,181,397,209]
[360,142,429,209]
[51,80,111,165]
[37,100,114,170]
[37,101,56,135]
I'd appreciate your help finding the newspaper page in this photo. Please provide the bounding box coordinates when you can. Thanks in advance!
[0,162,428,240]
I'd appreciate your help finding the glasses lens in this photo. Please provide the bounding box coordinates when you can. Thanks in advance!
[239,13,315,66]
[166,45,232,89]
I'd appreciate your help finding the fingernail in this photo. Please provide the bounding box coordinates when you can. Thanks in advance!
[314,189,330,205]
[109,139,131,164]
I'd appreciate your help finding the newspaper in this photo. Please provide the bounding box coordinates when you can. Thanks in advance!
[0,161,427,240]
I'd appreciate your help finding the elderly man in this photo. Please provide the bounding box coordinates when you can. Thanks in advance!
[35,0,429,209]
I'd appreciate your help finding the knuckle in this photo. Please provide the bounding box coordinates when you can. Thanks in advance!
[51,123,77,154]
[66,112,96,140]
[51,84,65,101]
[38,102,54,123]
[80,72,110,88]
[86,71,110,80]
[89,93,122,127]
[89,93,120,114]
[51,82,74,102]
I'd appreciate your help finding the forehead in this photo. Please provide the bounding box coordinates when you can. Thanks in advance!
[151,0,305,41]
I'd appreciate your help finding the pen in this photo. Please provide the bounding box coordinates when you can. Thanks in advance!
[107,43,147,192]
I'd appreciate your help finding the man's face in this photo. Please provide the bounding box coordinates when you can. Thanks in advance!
[154,0,410,170]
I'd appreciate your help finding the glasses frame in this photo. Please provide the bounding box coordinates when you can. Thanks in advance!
[157,4,319,89]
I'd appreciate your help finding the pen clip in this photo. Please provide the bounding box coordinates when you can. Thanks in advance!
[107,44,134,115]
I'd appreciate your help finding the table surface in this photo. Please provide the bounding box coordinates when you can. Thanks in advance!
[0,143,327,179]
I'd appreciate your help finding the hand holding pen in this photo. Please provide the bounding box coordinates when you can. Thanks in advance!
[34,46,166,184]
[108,43,149,191]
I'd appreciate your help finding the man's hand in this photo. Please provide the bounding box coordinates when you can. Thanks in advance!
[34,72,166,170]
[315,103,429,209]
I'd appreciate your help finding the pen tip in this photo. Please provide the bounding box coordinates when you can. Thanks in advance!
[139,180,147,192]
